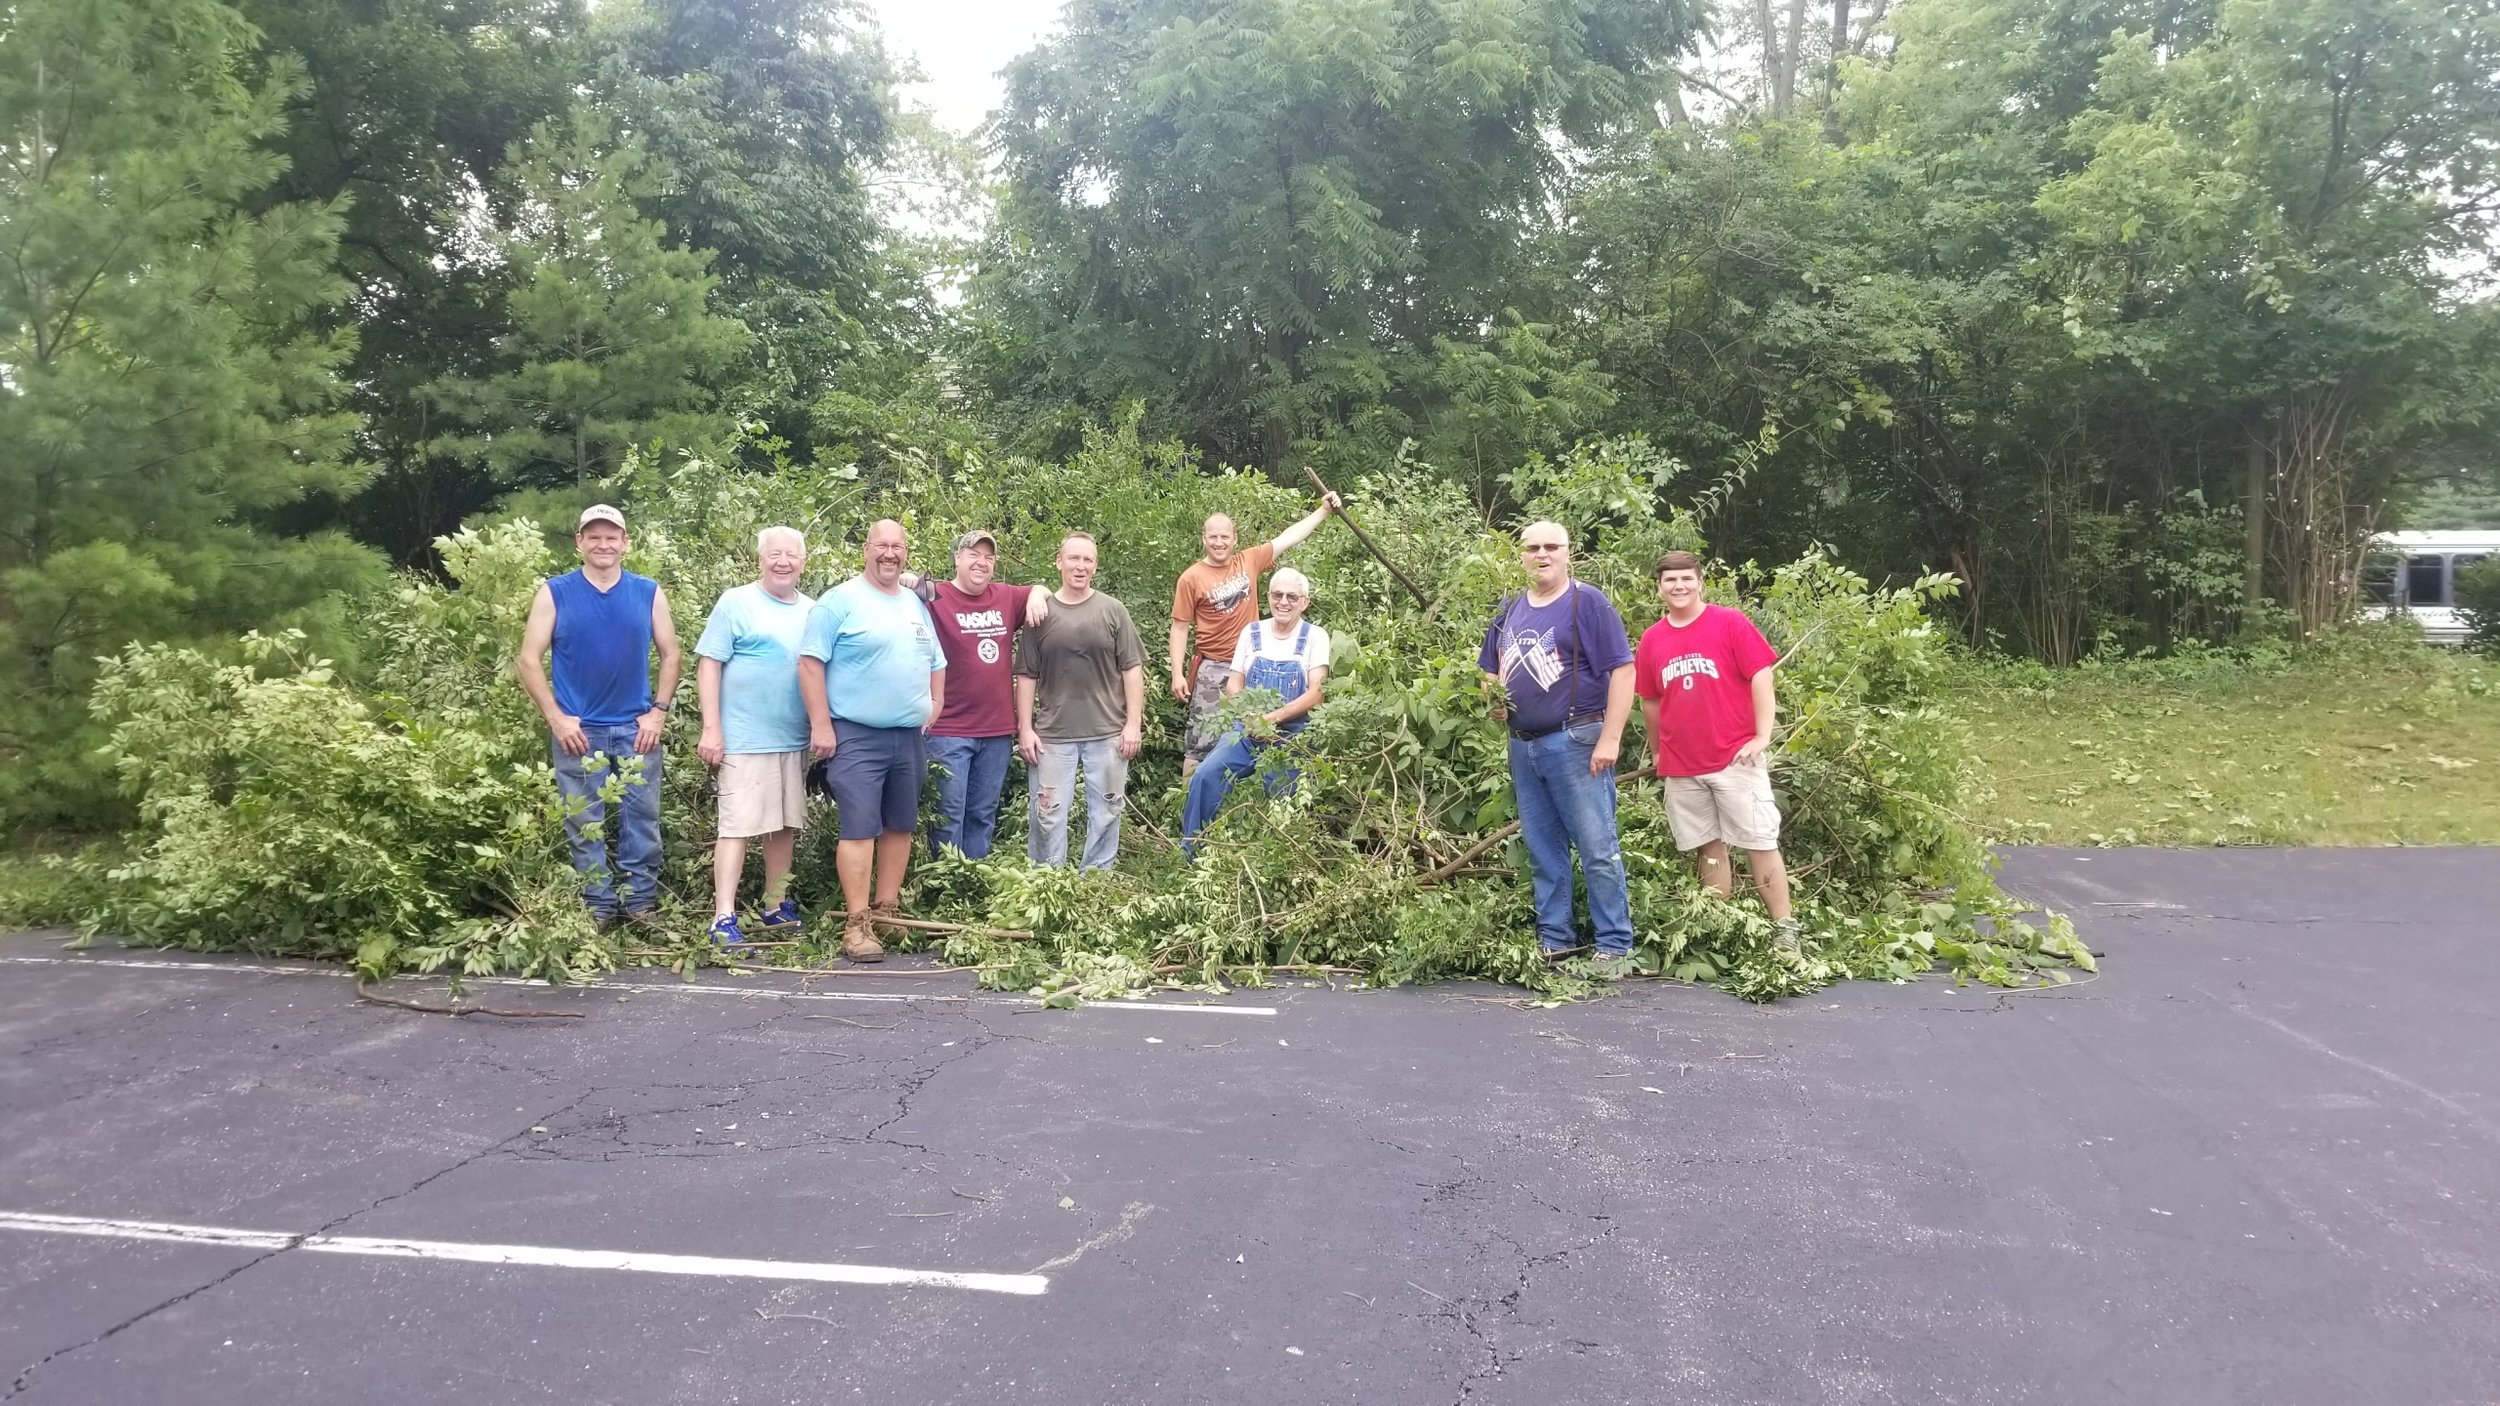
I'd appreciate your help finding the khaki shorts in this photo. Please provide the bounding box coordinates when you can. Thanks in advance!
[1665,761,1781,852]
[717,750,808,838]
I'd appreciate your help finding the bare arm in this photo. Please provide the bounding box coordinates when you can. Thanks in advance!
[1639,695,1663,768]
[515,584,586,755]
[1118,666,1145,758]
[638,588,683,754]
[1735,665,1778,766]
[924,668,945,733]
[798,657,836,760]
[1268,494,1339,556]
[697,656,727,765]
[1015,675,1040,763]
[1591,663,1635,775]
[1167,620,1193,700]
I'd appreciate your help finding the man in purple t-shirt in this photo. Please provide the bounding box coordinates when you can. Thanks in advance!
[1479,520,1637,968]
[917,531,1048,858]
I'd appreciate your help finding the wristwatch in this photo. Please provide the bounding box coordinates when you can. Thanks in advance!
[650,700,672,713]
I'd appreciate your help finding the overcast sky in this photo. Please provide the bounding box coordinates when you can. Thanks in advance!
[867,0,1062,138]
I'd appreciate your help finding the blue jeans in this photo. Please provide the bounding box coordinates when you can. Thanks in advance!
[550,722,663,918]
[928,734,1013,859]
[1028,736,1126,871]
[1180,727,1302,853]
[1509,721,1633,957]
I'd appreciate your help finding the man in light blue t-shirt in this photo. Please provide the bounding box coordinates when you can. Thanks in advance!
[798,519,946,962]
[695,525,815,947]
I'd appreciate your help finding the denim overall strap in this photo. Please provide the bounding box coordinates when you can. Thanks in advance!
[1243,623,1311,736]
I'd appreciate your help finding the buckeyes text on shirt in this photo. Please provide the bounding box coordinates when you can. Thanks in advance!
[1633,604,1779,776]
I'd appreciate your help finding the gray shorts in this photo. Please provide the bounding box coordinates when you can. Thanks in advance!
[1182,658,1232,762]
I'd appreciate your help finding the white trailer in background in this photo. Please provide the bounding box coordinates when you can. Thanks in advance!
[2361,530,2500,645]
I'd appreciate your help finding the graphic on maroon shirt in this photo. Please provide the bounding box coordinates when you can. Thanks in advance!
[925,580,1021,737]
[1633,604,1777,777]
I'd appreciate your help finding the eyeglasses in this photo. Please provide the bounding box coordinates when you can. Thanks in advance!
[1270,591,1307,601]
[1521,543,1566,555]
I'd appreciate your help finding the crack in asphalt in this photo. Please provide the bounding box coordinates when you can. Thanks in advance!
[2,1090,586,1402]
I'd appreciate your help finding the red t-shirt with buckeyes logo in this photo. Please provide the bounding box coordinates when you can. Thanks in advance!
[1634,604,1779,777]
[924,580,1023,738]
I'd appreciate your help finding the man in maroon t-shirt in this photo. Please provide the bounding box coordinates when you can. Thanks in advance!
[917,531,1048,859]
[1633,550,1798,951]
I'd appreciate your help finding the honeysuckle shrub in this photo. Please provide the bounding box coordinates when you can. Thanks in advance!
[67,432,2088,1000]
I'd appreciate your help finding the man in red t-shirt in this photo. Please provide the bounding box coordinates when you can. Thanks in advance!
[916,531,1048,859]
[1632,550,1798,951]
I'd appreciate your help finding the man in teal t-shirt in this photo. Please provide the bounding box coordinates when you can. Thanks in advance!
[798,519,946,962]
[694,525,815,946]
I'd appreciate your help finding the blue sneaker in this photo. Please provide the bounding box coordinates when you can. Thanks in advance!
[757,898,804,930]
[708,914,747,947]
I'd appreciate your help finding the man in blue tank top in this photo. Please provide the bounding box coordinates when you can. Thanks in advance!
[516,504,683,927]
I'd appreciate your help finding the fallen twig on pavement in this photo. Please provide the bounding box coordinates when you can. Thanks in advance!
[354,978,582,1019]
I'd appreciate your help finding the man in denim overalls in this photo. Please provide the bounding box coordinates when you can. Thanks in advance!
[1180,568,1332,852]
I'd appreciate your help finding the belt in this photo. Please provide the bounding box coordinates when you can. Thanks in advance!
[1509,713,1604,743]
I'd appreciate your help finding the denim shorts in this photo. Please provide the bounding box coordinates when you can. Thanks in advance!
[829,718,928,840]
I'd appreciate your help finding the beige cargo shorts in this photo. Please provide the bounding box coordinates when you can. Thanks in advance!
[717,750,808,838]
[1665,759,1781,852]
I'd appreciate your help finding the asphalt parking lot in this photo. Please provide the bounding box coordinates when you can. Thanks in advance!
[3,846,2496,1405]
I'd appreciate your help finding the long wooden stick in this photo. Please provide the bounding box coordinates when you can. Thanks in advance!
[1304,468,1430,607]
[870,914,1037,940]
[1420,820,1521,886]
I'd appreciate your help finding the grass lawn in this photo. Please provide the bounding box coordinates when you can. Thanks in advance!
[1953,634,2500,847]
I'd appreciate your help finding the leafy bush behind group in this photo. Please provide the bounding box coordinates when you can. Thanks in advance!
[50,429,2089,1001]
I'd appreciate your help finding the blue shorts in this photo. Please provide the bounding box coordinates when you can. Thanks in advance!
[830,719,928,840]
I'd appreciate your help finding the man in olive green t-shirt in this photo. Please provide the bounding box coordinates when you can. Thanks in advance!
[1015,532,1145,870]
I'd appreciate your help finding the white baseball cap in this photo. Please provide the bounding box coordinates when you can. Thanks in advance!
[578,504,627,531]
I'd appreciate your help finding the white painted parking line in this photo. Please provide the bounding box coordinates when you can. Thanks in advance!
[0,955,1278,1017]
[0,1211,1049,1296]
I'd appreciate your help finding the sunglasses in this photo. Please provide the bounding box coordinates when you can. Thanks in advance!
[1521,543,1566,554]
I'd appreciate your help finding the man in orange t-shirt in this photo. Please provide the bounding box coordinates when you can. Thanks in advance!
[1169,493,1338,776]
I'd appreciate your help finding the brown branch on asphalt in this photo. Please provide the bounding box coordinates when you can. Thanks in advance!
[354,978,583,1019]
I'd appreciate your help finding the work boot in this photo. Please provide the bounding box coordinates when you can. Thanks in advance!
[1772,918,1802,955]
[840,911,885,964]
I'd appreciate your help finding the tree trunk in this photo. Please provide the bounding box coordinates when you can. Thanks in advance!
[1824,0,1852,130]
[1777,0,1808,115]
[1755,0,1784,115]
[2241,429,2267,630]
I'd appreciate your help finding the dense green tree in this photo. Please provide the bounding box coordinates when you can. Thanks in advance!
[973,0,1702,471]
[591,0,906,464]
[1549,0,2499,656]
[238,0,586,562]
[0,0,380,827]
[428,115,754,489]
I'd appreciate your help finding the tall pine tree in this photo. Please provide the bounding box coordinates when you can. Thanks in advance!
[0,0,376,826]
[428,114,752,490]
